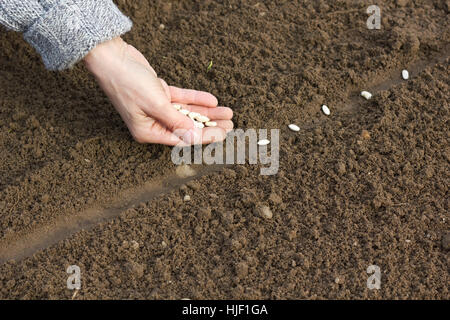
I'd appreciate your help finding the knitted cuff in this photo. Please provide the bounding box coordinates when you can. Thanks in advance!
[24,0,132,70]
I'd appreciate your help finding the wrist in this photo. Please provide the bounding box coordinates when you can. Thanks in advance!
[84,37,127,78]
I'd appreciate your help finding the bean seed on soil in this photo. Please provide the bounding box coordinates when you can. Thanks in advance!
[402,69,409,80]
[257,139,270,146]
[361,91,372,100]
[321,105,330,115]
[288,124,300,132]
[183,195,191,202]
[205,121,217,127]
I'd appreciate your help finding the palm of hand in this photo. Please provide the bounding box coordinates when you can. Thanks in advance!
[118,44,233,145]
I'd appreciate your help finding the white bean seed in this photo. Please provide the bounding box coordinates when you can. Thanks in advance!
[196,115,210,123]
[205,121,217,127]
[179,109,189,115]
[188,112,200,120]
[361,91,372,100]
[258,139,270,146]
[402,69,409,80]
[172,104,182,110]
[322,105,330,115]
[288,124,300,132]
[194,121,205,129]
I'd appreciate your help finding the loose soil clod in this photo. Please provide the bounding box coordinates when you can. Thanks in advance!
[175,164,196,178]
[361,130,371,140]
[256,205,273,219]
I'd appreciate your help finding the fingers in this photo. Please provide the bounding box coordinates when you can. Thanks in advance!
[134,131,183,146]
[201,127,228,144]
[131,117,231,146]
[213,120,234,130]
[169,86,218,107]
[135,126,228,146]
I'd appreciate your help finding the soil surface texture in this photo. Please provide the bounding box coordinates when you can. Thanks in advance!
[0,0,449,299]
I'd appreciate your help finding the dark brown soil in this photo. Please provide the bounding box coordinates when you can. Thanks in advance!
[0,0,449,299]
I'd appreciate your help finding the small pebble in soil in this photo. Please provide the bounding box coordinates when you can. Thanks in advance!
[176,164,196,178]
[159,23,165,30]
[336,162,346,175]
[402,69,409,80]
[361,91,372,100]
[126,261,144,278]
[257,139,270,146]
[256,205,273,219]
[131,240,139,250]
[288,124,300,132]
[361,130,371,140]
[183,195,191,202]
[321,105,330,115]
[236,262,249,279]
[161,241,167,248]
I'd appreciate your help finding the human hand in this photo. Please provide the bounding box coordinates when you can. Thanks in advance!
[84,37,233,145]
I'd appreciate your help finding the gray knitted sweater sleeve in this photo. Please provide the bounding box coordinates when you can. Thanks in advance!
[0,0,132,70]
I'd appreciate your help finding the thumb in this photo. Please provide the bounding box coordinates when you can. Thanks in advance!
[150,99,201,145]
[142,80,201,144]
[167,107,202,144]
